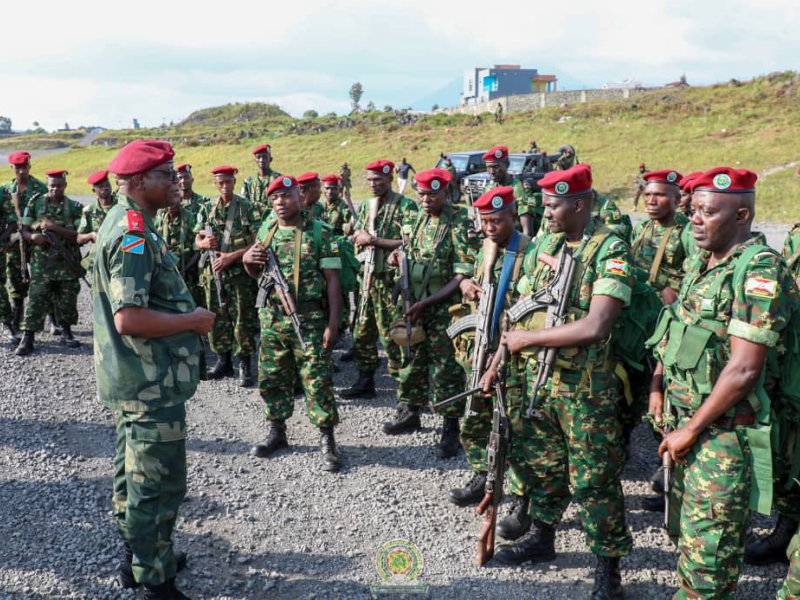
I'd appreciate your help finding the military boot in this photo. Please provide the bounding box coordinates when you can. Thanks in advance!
[206,351,234,380]
[497,494,533,541]
[494,520,556,565]
[143,579,191,600]
[448,471,487,506]
[15,331,34,356]
[339,346,355,362]
[10,298,23,330]
[118,541,187,589]
[382,405,421,435]
[434,417,461,459]
[319,427,341,472]
[591,556,624,600]
[47,313,62,336]
[251,420,288,458]
[60,324,81,348]
[238,356,254,388]
[745,514,798,565]
[339,371,376,399]
[1,322,20,346]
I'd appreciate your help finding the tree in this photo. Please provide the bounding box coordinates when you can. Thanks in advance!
[432,104,439,111]
[32,121,39,128]
[303,109,319,119]
[349,82,363,112]
[366,101,376,112]
[64,122,70,131]
[383,105,394,113]
[0,116,11,132]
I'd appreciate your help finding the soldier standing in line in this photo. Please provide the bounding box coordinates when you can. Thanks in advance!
[94,139,215,599]
[0,185,19,344]
[482,146,540,236]
[482,165,632,598]
[649,167,799,599]
[15,170,85,355]
[77,170,117,273]
[297,172,324,220]
[240,143,281,215]
[321,174,353,235]
[194,166,262,386]
[176,164,210,214]
[381,168,475,453]
[243,175,343,471]
[632,162,647,211]
[339,162,353,203]
[340,160,418,400]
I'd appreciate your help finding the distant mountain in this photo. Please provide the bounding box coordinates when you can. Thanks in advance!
[410,79,464,111]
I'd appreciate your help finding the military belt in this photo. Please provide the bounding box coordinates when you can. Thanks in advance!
[674,404,756,430]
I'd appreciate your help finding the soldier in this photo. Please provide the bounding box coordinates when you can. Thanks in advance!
[648,167,799,599]
[176,164,209,214]
[194,166,262,386]
[632,162,647,211]
[297,172,324,220]
[321,174,354,235]
[494,102,503,124]
[591,191,633,243]
[527,140,539,154]
[381,168,475,454]
[482,164,632,598]
[340,160,418,399]
[242,175,343,471]
[443,157,458,203]
[483,146,540,236]
[3,151,47,331]
[94,139,215,599]
[240,143,281,214]
[77,170,117,273]
[15,170,85,355]
[339,161,353,202]
[395,158,416,194]
[677,171,702,218]
[556,147,577,171]
[0,185,19,344]
[155,190,204,310]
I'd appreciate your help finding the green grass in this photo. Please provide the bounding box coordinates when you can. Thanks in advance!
[0,129,88,150]
[9,73,800,220]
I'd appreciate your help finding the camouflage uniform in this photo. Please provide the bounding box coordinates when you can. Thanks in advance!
[19,193,84,332]
[255,217,341,426]
[180,191,209,215]
[93,195,201,586]
[305,202,324,221]
[0,188,17,324]
[2,175,47,300]
[155,205,204,309]
[241,169,282,215]
[514,217,633,557]
[340,166,352,197]
[194,195,262,358]
[778,526,800,600]
[783,223,800,284]
[484,177,542,235]
[322,198,353,237]
[652,239,797,598]
[395,204,475,415]
[322,198,356,325]
[352,192,418,378]
[592,192,633,243]
[630,212,690,292]
[78,197,117,272]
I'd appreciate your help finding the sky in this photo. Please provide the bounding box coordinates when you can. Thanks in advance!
[2,0,799,131]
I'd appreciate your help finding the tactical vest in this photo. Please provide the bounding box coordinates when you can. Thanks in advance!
[407,205,457,300]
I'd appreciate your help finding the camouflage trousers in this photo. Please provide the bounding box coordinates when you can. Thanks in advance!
[352,277,402,377]
[778,527,800,600]
[20,277,80,331]
[112,405,187,585]
[396,303,464,418]
[523,364,632,557]
[258,306,339,428]
[668,415,750,599]
[5,241,29,300]
[0,250,11,323]
[202,269,258,357]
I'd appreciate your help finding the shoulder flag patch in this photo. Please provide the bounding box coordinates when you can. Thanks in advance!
[331,240,339,254]
[745,277,777,299]
[127,210,145,233]
[604,258,629,277]
[122,234,145,255]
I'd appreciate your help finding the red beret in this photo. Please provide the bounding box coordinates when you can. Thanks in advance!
[679,171,703,192]
[365,159,394,175]
[322,174,343,186]
[473,186,515,214]
[87,170,109,185]
[252,143,271,155]
[45,169,68,179]
[109,140,175,176]
[415,168,451,192]
[297,172,320,185]
[8,151,31,166]
[211,165,238,177]
[539,164,593,197]
[690,167,757,194]
[176,164,192,174]
[483,146,509,162]
[643,169,683,186]
[639,163,646,169]
[267,175,298,196]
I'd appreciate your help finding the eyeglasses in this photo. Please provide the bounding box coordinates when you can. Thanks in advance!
[149,167,177,181]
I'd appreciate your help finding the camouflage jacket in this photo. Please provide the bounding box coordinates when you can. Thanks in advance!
[0,186,17,245]
[631,211,690,292]
[193,195,263,278]
[782,223,800,284]
[22,193,83,281]
[2,175,48,217]
[591,192,632,243]
[485,176,540,231]
[241,169,282,213]
[155,206,200,274]
[322,198,353,236]
[181,191,210,214]
[355,192,418,277]
[78,197,117,270]
[92,195,200,412]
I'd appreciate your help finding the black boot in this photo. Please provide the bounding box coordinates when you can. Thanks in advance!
[251,420,288,458]
[495,520,556,565]
[448,471,487,506]
[15,330,34,356]
[339,346,355,362]
[238,356,254,387]
[382,405,422,435]
[47,313,62,336]
[591,556,624,600]
[641,495,665,512]
[434,417,461,459]
[745,514,798,565]
[143,579,191,600]
[497,494,533,541]
[339,370,376,399]
[2,322,19,346]
[206,351,234,379]
[60,324,80,348]
[10,298,22,331]
[118,541,187,589]
[319,427,341,472]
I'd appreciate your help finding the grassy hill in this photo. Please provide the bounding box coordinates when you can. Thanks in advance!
[8,72,800,221]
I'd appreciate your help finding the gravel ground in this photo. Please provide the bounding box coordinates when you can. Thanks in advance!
[0,229,795,599]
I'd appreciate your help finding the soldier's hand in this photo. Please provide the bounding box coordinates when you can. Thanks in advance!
[648,390,664,424]
[198,233,218,250]
[323,324,339,350]
[31,233,48,246]
[459,278,483,301]
[88,232,98,243]
[353,230,374,247]
[479,366,498,394]
[41,218,57,230]
[660,287,678,306]
[501,331,528,355]
[212,252,235,272]
[658,426,697,464]
[386,249,400,267]
[405,301,426,324]
[190,307,216,335]
[243,244,268,267]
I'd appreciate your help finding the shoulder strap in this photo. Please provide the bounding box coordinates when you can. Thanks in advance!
[649,225,676,285]
[220,196,239,252]
[511,234,531,283]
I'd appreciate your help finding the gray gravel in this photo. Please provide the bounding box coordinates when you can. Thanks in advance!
[0,277,792,599]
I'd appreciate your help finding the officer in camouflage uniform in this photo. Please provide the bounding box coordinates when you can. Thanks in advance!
[483,165,632,597]
[298,172,324,221]
[380,168,475,455]
[194,166,262,386]
[95,140,215,599]
[77,170,117,273]
[243,175,343,472]
[15,170,85,355]
[240,143,281,215]
[482,146,541,236]
[339,162,352,202]
[340,160,418,399]
[176,164,209,214]
[649,167,799,599]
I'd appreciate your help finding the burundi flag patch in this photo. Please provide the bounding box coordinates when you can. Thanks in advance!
[122,234,145,255]
[604,259,629,277]
[467,248,477,260]
[745,277,777,299]
[331,240,339,254]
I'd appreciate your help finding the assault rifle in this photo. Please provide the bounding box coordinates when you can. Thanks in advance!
[198,225,226,307]
[42,229,89,287]
[355,197,380,323]
[391,231,414,356]
[255,246,308,349]
[12,193,29,283]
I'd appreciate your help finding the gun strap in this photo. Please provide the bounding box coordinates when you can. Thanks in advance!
[261,219,304,294]
[220,196,238,253]
[649,225,676,285]
[376,192,402,238]
[491,230,521,340]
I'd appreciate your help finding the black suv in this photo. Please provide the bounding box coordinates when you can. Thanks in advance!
[434,151,486,202]
[461,152,559,203]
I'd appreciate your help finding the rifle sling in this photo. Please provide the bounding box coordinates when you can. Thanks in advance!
[220,196,238,253]
[413,207,453,301]
[649,225,675,285]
